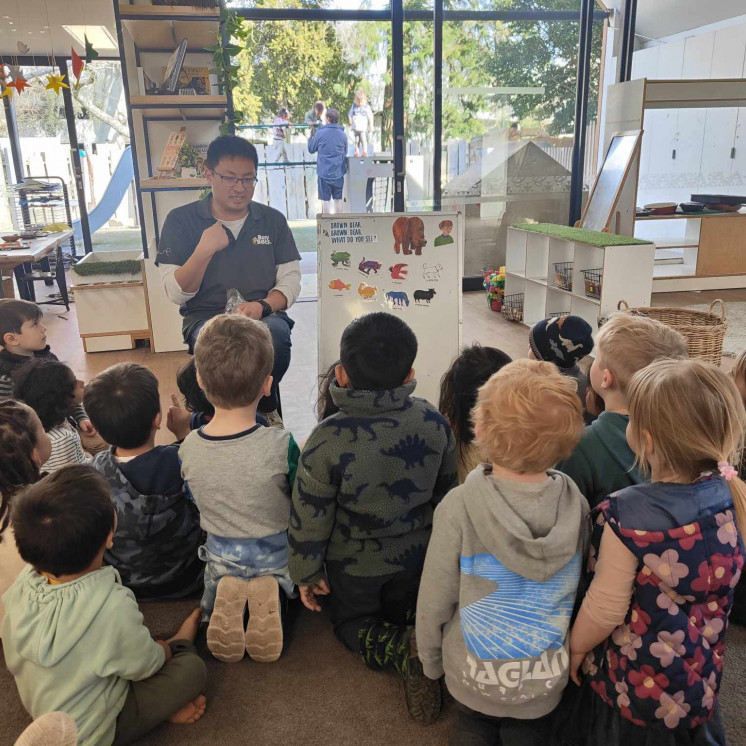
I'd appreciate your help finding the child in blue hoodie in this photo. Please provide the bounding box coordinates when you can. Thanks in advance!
[2,465,206,746]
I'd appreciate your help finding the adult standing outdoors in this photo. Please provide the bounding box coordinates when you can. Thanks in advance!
[307,109,348,214]
[156,135,301,426]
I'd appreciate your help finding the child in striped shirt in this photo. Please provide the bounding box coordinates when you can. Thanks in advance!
[13,359,89,472]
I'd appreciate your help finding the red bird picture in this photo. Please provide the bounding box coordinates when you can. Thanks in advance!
[389,263,408,280]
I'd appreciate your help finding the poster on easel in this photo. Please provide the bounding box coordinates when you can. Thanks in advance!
[317,212,463,406]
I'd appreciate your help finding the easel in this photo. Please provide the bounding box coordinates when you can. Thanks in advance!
[157,127,187,179]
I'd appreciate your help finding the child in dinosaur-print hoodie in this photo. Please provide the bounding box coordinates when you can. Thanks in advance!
[288,379,458,666]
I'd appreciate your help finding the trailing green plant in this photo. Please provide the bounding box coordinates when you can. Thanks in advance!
[206,8,249,135]
[177,143,200,168]
[72,260,141,277]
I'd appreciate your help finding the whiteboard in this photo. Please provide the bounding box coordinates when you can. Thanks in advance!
[317,212,463,406]
[580,130,641,232]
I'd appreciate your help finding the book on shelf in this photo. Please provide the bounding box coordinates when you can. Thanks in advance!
[137,67,157,96]
[161,65,213,95]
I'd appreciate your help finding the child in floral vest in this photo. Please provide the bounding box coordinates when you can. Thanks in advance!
[560,358,745,745]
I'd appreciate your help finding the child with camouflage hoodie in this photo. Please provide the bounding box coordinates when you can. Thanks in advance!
[417,360,588,743]
[289,312,458,723]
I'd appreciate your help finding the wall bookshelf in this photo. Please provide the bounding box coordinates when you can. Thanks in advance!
[113,0,233,352]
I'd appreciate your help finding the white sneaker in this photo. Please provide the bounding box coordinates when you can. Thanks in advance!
[263,409,284,429]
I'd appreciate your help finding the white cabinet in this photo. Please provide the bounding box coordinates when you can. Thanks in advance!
[504,226,655,331]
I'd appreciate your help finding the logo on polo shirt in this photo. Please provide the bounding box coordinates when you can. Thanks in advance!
[253,235,272,245]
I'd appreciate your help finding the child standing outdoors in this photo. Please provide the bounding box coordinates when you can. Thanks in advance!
[180,314,299,664]
[558,313,688,508]
[438,344,512,482]
[0,400,51,633]
[563,358,744,745]
[2,465,207,746]
[348,88,374,157]
[417,359,588,743]
[84,363,204,600]
[13,359,88,472]
[289,312,458,724]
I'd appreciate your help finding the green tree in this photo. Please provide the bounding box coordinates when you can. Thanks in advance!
[486,0,604,134]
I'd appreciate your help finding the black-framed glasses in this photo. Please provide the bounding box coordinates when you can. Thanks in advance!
[211,169,259,188]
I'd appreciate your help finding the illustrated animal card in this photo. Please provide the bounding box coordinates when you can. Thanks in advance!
[317,212,462,406]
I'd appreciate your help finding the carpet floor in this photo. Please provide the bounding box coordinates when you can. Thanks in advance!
[3,599,746,746]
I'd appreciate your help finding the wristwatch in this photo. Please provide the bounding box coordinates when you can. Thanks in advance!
[258,299,273,318]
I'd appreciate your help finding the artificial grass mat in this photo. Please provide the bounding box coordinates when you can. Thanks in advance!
[514,223,652,247]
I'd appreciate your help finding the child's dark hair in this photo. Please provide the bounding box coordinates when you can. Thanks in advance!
[84,362,160,449]
[316,360,340,421]
[0,400,42,539]
[13,359,76,430]
[12,465,115,577]
[340,312,417,390]
[177,358,214,417]
[439,344,512,461]
[0,299,42,347]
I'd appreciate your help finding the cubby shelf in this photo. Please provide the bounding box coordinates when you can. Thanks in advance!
[506,225,656,332]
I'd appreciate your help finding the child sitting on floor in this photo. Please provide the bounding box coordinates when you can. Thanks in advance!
[417,359,588,742]
[167,358,267,442]
[557,313,688,508]
[84,363,204,600]
[180,314,299,664]
[13,359,89,472]
[0,400,51,633]
[528,314,594,412]
[0,299,101,451]
[438,344,512,482]
[562,358,744,745]
[2,465,207,746]
[289,311,458,724]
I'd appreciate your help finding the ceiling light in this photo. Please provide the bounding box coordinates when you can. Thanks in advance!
[62,25,117,50]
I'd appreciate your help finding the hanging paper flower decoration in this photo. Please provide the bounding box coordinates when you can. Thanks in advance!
[10,76,30,94]
[0,85,13,100]
[8,65,22,82]
[17,41,30,55]
[84,34,99,64]
[71,47,85,90]
[45,73,69,95]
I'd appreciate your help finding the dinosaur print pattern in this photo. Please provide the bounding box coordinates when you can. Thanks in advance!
[381,434,439,470]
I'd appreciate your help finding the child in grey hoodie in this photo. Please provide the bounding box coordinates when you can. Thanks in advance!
[416,359,589,742]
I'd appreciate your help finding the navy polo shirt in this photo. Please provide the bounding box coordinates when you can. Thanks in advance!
[155,197,300,340]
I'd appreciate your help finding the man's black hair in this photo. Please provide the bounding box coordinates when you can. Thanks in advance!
[12,465,115,576]
[340,312,417,391]
[205,135,258,170]
[176,357,214,416]
[12,359,76,430]
[326,109,340,125]
[0,299,42,348]
[84,362,160,450]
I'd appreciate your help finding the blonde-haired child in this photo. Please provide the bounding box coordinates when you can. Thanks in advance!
[561,358,744,745]
[417,359,589,740]
[348,88,373,157]
[558,312,688,507]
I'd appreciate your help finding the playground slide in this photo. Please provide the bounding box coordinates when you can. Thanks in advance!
[73,146,134,240]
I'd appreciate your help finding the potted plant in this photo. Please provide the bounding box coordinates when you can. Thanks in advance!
[178,143,201,178]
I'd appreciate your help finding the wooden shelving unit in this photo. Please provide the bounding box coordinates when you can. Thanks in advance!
[114,0,234,352]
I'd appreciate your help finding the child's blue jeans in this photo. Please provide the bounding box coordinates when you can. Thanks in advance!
[199,531,295,621]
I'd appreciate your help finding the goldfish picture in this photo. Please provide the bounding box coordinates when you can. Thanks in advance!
[329,279,351,293]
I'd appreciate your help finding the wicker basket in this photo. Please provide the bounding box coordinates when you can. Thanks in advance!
[617,299,727,366]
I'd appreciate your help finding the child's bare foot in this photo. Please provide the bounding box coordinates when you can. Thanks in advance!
[168,608,201,644]
[168,695,206,724]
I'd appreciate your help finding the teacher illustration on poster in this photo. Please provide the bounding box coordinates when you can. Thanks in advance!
[156,135,301,426]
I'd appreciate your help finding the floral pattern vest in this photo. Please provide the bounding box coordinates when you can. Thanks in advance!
[583,478,743,730]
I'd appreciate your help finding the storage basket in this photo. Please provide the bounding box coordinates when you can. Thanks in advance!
[582,268,603,300]
[616,299,727,366]
[501,293,524,323]
[553,262,573,291]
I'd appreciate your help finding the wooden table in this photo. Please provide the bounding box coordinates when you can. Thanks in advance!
[0,230,74,301]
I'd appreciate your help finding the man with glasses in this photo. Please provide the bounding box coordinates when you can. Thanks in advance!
[157,135,301,427]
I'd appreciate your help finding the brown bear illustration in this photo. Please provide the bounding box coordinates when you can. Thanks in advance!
[392,216,428,256]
